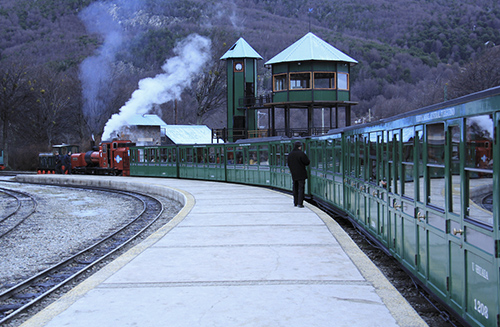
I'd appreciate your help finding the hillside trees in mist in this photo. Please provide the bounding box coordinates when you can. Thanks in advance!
[1,0,500,169]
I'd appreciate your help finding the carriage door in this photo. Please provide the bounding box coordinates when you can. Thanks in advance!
[463,114,496,325]
[270,143,287,189]
[401,127,418,272]
[446,119,466,313]
[270,143,278,188]
[371,131,389,246]
[414,125,428,280]
[387,129,403,258]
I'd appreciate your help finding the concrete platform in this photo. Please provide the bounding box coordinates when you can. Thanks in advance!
[16,175,427,327]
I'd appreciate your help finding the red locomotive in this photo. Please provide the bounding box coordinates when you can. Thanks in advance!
[71,140,135,176]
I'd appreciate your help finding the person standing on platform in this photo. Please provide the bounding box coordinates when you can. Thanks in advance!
[55,151,62,174]
[63,151,72,174]
[287,141,310,208]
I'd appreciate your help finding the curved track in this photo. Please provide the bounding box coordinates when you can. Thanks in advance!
[0,187,37,239]
[0,185,164,325]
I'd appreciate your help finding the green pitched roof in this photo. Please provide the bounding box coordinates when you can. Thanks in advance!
[265,32,357,66]
[220,38,263,60]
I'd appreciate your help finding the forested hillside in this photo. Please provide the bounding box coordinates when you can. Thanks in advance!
[1,0,500,169]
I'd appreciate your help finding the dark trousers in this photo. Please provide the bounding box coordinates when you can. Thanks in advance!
[292,179,305,206]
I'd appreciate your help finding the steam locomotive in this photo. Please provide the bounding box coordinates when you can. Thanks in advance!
[38,140,135,176]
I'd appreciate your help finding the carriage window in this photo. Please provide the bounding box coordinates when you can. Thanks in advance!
[368,134,377,183]
[186,148,193,163]
[290,72,311,89]
[235,147,244,165]
[249,146,258,165]
[403,128,414,163]
[358,135,365,179]
[402,128,415,198]
[334,139,342,174]
[170,149,176,163]
[195,148,205,163]
[147,149,157,162]
[450,125,461,215]
[388,132,399,194]
[218,148,223,164]
[227,147,234,164]
[317,143,324,170]
[417,130,424,202]
[426,123,445,208]
[284,144,292,166]
[275,149,281,167]
[259,145,269,165]
[160,148,168,162]
[208,148,216,164]
[465,115,493,227]
[130,149,138,163]
[379,133,387,186]
[427,123,445,165]
[326,140,334,172]
[138,149,144,163]
[346,136,355,176]
[465,115,493,169]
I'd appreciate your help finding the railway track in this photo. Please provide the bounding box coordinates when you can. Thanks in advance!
[0,187,38,239]
[0,186,165,325]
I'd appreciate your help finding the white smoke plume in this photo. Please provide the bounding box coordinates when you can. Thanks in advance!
[102,34,212,140]
[78,2,127,134]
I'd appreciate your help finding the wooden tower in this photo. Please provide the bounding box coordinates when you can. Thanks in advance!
[220,38,262,141]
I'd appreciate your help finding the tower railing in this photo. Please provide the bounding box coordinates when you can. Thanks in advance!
[238,94,273,108]
[211,127,331,143]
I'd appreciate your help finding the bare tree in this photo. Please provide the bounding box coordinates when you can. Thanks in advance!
[24,66,77,148]
[193,60,226,124]
[0,61,33,168]
[448,46,500,98]
[188,32,230,125]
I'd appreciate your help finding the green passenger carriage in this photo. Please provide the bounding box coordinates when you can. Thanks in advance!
[129,146,178,177]
[129,86,499,327]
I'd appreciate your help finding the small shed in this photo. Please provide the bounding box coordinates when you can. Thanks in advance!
[117,114,167,145]
[117,114,218,145]
[164,125,218,144]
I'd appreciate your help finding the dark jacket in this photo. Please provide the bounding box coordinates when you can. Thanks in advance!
[287,142,310,180]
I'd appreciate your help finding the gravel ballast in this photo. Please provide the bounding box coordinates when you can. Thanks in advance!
[0,181,181,293]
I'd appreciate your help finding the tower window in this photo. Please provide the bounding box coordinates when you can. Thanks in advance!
[314,72,336,89]
[290,72,311,89]
[273,74,287,91]
[337,73,349,90]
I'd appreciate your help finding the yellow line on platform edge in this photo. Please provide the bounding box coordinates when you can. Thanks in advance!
[20,184,195,327]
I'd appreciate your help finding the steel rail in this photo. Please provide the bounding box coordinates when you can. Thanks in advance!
[0,186,165,325]
[0,187,38,238]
